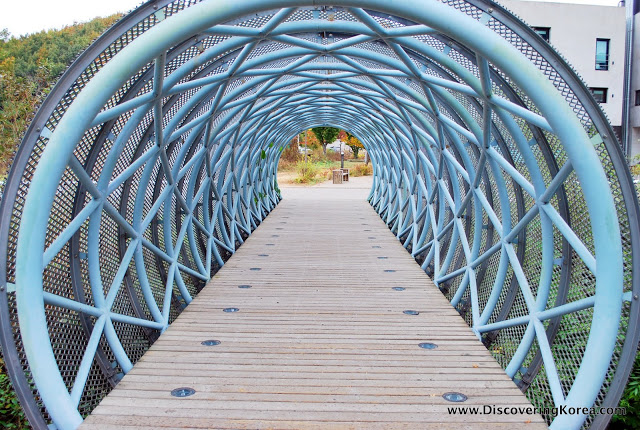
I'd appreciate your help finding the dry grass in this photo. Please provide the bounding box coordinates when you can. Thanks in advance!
[280,143,301,163]
[351,163,373,177]
[278,159,298,172]
[277,155,372,185]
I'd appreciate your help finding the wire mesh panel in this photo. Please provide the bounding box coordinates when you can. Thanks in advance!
[0,1,637,429]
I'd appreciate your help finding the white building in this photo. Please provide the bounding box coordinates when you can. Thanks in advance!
[631,1,640,158]
[498,0,630,152]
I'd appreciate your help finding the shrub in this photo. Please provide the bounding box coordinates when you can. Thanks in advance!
[0,357,28,429]
[611,351,640,429]
[293,161,320,184]
[351,163,373,177]
[280,143,300,164]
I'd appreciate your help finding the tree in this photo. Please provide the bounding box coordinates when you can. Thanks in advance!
[344,131,363,159]
[311,127,340,154]
[299,129,319,149]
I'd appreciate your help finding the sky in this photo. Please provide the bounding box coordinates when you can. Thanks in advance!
[0,0,626,38]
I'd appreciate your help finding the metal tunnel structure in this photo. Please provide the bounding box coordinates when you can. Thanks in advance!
[0,0,639,428]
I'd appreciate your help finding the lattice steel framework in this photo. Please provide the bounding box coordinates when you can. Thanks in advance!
[0,1,638,429]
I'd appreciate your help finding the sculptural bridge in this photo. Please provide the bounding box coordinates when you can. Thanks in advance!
[0,0,639,429]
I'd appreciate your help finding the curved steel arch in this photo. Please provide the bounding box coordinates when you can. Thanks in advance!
[0,1,638,429]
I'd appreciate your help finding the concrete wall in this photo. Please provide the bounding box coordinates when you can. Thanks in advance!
[499,0,626,127]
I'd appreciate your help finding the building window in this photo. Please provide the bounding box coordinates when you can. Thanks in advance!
[635,90,640,106]
[595,39,610,70]
[589,87,607,103]
[533,27,550,42]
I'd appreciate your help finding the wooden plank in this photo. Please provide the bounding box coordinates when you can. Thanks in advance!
[80,184,547,429]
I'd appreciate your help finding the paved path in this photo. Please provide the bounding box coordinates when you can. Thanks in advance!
[81,180,547,429]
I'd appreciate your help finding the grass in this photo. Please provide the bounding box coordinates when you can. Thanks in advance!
[293,161,324,184]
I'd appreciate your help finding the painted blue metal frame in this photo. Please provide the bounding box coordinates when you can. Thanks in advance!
[0,1,637,429]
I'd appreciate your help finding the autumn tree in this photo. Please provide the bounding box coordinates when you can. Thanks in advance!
[298,129,319,149]
[344,131,363,159]
[311,127,340,154]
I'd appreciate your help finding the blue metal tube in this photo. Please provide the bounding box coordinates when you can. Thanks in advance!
[70,315,107,406]
[11,3,628,429]
[43,293,104,319]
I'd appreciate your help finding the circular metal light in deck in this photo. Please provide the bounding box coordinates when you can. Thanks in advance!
[443,392,468,403]
[223,308,239,313]
[258,254,269,257]
[250,268,261,271]
[201,340,221,346]
[171,387,196,398]
[419,342,438,350]
[384,270,395,273]
[403,310,419,315]
[392,287,405,291]
[238,285,252,289]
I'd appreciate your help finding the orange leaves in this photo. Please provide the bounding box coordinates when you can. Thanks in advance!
[347,135,363,149]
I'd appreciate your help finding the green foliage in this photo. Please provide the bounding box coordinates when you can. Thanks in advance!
[1,16,120,80]
[273,180,281,197]
[0,56,38,177]
[610,351,640,429]
[0,357,28,429]
[0,17,122,425]
[0,15,120,177]
[311,127,340,154]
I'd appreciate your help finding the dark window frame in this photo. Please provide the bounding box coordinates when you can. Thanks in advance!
[589,87,608,103]
[595,38,610,71]
[533,27,550,42]
[635,90,640,106]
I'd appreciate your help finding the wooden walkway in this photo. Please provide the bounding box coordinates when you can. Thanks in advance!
[81,180,547,429]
